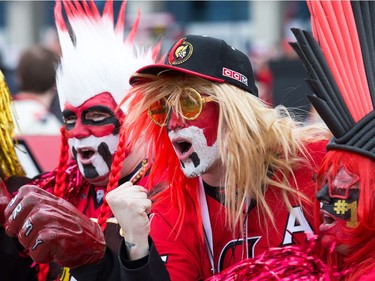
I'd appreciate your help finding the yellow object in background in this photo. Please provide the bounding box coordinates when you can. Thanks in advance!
[0,70,25,178]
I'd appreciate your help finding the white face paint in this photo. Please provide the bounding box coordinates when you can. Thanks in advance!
[168,126,220,178]
[68,134,119,185]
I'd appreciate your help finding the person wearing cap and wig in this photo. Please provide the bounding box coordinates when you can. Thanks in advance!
[0,1,159,281]
[292,0,375,280]
[105,34,331,280]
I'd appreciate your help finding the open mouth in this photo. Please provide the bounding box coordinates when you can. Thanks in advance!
[319,209,337,232]
[77,147,96,164]
[172,139,193,160]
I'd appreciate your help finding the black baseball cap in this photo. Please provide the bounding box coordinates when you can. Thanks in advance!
[130,35,258,96]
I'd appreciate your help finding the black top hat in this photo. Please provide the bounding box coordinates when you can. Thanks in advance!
[130,35,258,96]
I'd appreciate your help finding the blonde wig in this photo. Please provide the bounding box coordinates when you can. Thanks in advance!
[123,73,330,234]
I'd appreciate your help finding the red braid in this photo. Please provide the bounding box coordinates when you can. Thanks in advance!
[53,127,70,198]
[37,263,49,281]
[36,127,69,281]
[120,89,204,240]
[97,123,127,231]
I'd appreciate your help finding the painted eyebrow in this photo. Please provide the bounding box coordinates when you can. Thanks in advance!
[62,109,75,119]
[82,105,115,116]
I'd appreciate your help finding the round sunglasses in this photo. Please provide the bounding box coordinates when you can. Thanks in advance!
[148,88,214,127]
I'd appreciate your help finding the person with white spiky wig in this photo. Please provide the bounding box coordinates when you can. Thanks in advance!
[0,0,160,280]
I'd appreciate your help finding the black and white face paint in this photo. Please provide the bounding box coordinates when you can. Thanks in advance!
[68,134,118,185]
[168,126,219,178]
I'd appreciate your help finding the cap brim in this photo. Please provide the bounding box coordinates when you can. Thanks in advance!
[129,64,225,85]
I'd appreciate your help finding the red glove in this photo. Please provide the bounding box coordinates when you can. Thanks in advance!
[3,185,106,268]
[0,179,11,225]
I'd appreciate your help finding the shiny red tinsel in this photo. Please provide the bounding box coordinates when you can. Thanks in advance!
[206,244,331,281]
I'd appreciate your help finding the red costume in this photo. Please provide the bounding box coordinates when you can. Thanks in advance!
[109,34,331,281]
[149,141,327,280]
[292,0,375,280]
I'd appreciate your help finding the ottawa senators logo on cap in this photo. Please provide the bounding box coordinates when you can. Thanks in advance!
[167,37,193,65]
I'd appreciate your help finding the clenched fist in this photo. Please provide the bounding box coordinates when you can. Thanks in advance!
[106,181,151,260]
[3,185,106,268]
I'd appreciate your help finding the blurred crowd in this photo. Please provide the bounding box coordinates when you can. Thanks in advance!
[0,1,322,139]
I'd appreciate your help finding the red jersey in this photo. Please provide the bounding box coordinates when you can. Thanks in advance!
[149,140,327,280]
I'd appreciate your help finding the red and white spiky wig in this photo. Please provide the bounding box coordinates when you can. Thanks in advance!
[55,0,156,112]
[52,0,159,199]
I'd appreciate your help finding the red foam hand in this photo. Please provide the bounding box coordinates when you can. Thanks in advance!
[3,185,106,268]
[0,179,11,225]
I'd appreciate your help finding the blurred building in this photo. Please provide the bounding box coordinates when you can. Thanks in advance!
[0,1,313,120]
[0,1,288,67]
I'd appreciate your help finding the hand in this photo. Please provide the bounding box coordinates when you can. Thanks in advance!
[106,181,151,260]
[3,185,106,268]
[0,179,11,225]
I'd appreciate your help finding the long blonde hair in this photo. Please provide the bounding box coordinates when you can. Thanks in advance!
[124,73,330,234]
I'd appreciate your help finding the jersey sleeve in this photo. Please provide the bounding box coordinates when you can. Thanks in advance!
[119,237,170,281]
[70,247,120,281]
[119,210,210,280]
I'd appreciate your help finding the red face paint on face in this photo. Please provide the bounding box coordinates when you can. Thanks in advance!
[167,100,220,178]
[167,100,219,146]
[62,92,125,186]
[63,92,124,140]
[317,166,360,255]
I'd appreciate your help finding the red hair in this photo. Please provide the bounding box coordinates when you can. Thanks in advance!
[53,127,70,198]
[316,150,375,280]
[97,112,127,231]
[119,90,204,239]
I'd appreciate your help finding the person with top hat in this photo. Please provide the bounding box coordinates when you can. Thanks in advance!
[292,0,375,280]
[0,0,159,280]
[105,34,331,280]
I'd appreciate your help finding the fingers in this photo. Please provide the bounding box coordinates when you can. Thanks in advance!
[107,182,149,203]
[4,186,75,238]
[0,184,106,267]
[106,181,152,232]
[16,185,58,201]
[4,189,57,236]
[4,185,58,218]
[115,181,149,193]
[26,228,58,264]
[107,184,151,216]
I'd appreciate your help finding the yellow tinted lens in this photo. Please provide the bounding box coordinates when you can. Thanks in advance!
[180,91,201,119]
[148,99,168,126]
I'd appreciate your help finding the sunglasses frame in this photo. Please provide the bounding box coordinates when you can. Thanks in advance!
[148,88,214,127]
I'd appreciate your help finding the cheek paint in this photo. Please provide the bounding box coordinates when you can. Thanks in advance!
[82,165,99,179]
[346,201,358,228]
[190,152,200,168]
[98,142,113,169]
